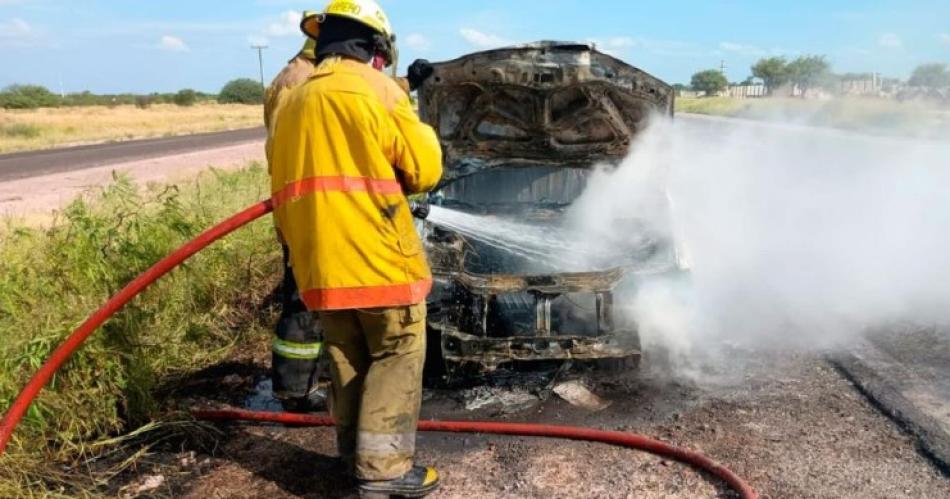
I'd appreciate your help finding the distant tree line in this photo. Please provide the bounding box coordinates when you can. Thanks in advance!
[907,63,950,88]
[0,78,265,110]
[685,59,949,97]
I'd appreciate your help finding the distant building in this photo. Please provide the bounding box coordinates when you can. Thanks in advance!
[676,89,706,98]
[837,73,904,97]
[840,75,880,95]
[725,84,767,98]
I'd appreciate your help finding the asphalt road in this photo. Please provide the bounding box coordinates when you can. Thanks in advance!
[832,326,950,475]
[0,127,265,183]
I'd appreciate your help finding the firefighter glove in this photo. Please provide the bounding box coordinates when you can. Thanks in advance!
[408,59,435,91]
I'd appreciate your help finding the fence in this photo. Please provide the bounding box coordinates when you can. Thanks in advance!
[725,84,767,98]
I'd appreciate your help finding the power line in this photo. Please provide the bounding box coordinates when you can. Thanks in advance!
[251,45,269,91]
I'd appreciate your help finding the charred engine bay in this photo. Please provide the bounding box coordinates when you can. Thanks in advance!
[415,42,678,380]
[422,168,673,382]
[417,41,674,179]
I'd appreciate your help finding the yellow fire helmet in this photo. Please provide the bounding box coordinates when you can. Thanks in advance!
[301,0,398,71]
[301,0,394,39]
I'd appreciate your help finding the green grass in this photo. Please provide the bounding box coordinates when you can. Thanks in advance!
[0,163,280,495]
[675,96,950,139]
[675,97,749,116]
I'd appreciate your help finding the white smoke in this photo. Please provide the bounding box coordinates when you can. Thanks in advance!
[567,114,950,373]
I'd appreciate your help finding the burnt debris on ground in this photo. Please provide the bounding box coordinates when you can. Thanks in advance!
[89,341,950,498]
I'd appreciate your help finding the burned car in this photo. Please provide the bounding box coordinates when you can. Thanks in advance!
[416,41,677,380]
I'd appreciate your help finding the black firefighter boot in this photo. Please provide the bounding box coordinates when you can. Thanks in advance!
[272,245,325,412]
[272,299,325,412]
[358,466,440,499]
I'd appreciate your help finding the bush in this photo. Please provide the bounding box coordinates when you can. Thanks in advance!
[0,123,43,138]
[0,84,61,109]
[908,63,950,89]
[135,95,153,109]
[173,89,198,107]
[63,92,153,107]
[690,70,729,97]
[219,78,264,105]
[0,165,278,467]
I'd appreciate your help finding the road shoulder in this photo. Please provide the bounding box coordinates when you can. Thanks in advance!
[0,141,265,222]
[831,335,950,475]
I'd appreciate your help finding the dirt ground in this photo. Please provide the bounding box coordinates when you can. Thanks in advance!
[0,140,264,221]
[109,338,949,499]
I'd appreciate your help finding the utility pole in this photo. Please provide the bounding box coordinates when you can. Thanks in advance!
[720,60,727,76]
[251,45,268,91]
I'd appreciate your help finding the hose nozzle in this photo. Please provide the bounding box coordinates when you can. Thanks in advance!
[409,198,430,220]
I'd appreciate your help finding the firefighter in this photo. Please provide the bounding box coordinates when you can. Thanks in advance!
[268,1,443,496]
[264,12,324,413]
[265,21,318,156]
[264,12,431,413]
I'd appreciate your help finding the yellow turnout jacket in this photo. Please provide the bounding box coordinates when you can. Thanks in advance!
[264,55,316,160]
[268,57,443,311]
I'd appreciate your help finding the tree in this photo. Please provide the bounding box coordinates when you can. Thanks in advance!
[219,78,264,105]
[786,55,831,97]
[908,63,949,88]
[0,84,61,109]
[135,95,154,109]
[751,57,789,95]
[173,89,198,107]
[690,70,728,96]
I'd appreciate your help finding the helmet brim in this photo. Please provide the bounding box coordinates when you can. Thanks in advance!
[300,13,325,40]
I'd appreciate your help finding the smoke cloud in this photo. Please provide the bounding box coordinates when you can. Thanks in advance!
[567,114,950,372]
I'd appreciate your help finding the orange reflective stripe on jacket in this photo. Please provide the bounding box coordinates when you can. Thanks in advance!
[301,279,433,311]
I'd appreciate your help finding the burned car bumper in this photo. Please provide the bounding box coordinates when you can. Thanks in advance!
[439,330,636,372]
[427,268,641,375]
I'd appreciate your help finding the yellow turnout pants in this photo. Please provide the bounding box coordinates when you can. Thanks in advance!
[318,303,427,481]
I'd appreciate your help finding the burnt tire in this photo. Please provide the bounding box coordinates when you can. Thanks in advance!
[591,354,641,373]
[422,324,447,385]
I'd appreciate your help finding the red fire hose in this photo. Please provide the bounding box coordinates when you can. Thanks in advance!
[0,200,758,499]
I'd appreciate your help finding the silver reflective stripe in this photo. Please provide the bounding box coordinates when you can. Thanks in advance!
[357,431,416,456]
[272,338,323,360]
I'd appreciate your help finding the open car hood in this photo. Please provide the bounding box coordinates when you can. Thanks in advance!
[417,41,674,183]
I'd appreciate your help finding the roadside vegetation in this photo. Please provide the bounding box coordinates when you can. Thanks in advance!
[677,57,950,139]
[0,164,279,495]
[675,97,950,138]
[0,85,219,110]
[0,78,266,154]
[0,78,265,111]
[0,103,263,154]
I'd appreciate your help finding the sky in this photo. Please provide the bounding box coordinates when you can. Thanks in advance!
[1,0,948,94]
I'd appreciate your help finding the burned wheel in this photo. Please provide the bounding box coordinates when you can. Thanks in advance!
[588,354,642,373]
